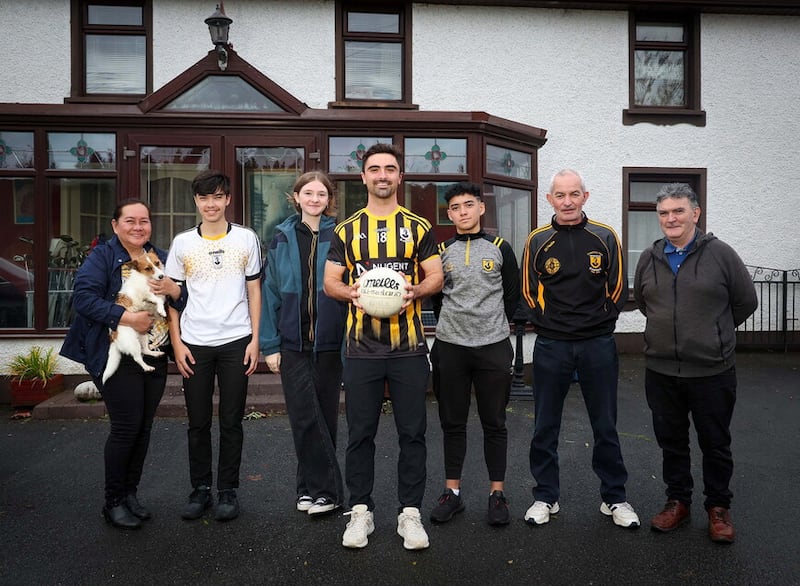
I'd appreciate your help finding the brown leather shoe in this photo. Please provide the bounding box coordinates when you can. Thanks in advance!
[650,500,690,532]
[708,506,736,543]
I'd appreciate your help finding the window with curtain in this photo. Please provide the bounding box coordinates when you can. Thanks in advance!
[335,2,412,106]
[73,0,151,98]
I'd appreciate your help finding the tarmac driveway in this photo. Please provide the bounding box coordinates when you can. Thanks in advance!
[0,353,798,585]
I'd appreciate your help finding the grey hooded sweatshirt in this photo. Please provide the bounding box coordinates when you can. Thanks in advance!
[634,230,758,378]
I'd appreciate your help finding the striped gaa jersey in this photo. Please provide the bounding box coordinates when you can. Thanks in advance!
[327,206,439,358]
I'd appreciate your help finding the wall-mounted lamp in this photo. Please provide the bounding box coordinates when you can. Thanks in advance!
[205,3,233,71]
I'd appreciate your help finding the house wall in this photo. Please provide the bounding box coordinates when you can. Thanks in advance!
[1,1,797,372]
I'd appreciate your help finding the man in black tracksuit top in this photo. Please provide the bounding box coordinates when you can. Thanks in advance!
[520,169,640,529]
[428,181,520,527]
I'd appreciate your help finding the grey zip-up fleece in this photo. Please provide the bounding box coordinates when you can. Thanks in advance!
[634,230,757,377]
[433,232,519,347]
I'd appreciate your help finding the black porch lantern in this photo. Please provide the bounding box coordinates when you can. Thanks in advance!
[205,3,233,70]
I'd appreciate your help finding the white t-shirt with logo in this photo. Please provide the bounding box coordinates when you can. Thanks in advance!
[166,223,262,347]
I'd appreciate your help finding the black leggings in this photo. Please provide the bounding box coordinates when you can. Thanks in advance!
[100,353,167,506]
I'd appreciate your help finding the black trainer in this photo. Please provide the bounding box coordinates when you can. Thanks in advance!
[181,486,212,520]
[488,490,510,526]
[215,489,240,522]
[430,488,465,523]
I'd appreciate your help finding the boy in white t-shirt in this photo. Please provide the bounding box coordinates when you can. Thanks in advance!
[166,170,262,522]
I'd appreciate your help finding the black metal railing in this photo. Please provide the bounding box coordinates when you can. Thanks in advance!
[737,266,800,352]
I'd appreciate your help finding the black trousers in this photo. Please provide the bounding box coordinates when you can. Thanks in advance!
[99,353,167,507]
[280,349,343,503]
[645,367,737,510]
[343,355,429,511]
[182,336,250,491]
[431,338,513,483]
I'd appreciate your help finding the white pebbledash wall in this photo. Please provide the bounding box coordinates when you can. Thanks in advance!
[2,1,798,373]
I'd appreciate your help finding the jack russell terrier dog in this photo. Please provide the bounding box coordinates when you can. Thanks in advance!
[102,251,168,384]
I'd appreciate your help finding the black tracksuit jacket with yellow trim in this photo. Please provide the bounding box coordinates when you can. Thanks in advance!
[520,214,626,340]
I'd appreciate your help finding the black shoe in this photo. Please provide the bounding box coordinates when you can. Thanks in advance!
[181,486,212,520]
[215,489,240,522]
[430,488,465,523]
[308,496,340,516]
[125,493,152,520]
[488,490,511,526]
[102,503,142,530]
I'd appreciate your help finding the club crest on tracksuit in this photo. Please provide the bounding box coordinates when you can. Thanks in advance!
[544,257,560,275]
[587,251,603,274]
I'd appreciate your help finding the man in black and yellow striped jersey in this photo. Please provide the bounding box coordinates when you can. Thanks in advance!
[324,143,443,551]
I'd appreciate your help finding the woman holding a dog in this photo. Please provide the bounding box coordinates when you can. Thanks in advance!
[61,199,185,530]
[260,171,346,516]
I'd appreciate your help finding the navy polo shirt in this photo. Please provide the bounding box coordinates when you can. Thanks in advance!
[664,231,698,274]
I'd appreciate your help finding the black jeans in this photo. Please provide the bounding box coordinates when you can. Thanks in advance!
[343,355,429,511]
[99,353,167,507]
[645,367,737,510]
[432,338,513,482]
[280,349,343,503]
[182,336,250,491]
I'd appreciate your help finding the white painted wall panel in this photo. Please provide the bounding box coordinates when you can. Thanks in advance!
[1,0,71,102]
[154,0,335,109]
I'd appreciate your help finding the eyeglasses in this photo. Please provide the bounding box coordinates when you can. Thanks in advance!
[448,200,479,213]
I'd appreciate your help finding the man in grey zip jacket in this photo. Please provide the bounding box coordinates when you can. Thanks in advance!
[634,183,757,544]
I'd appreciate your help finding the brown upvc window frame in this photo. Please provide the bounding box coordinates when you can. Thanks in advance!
[330,1,417,109]
[623,11,705,127]
[69,0,153,103]
[622,166,707,301]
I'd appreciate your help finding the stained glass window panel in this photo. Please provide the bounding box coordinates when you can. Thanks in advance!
[47,133,116,170]
[404,138,467,175]
[486,145,531,181]
[329,137,392,173]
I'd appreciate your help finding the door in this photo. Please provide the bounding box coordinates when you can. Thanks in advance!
[123,133,315,251]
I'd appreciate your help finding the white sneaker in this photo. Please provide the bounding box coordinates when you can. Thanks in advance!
[524,501,559,525]
[342,504,374,548]
[296,496,313,512]
[600,502,641,528]
[397,507,430,550]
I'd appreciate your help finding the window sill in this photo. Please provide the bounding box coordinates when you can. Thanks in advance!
[65,96,145,105]
[622,108,706,127]
[328,100,419,110]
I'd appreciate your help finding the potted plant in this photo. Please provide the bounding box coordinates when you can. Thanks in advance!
[8,345,65,407]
